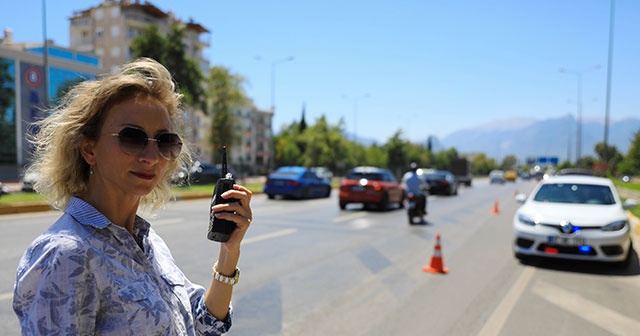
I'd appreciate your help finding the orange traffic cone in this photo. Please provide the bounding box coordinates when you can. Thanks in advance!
[423,233,448,274]
[491,200,500,214]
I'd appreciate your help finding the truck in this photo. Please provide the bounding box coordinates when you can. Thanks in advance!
[450,158,472,186]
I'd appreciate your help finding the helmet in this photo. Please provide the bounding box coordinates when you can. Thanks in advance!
[410,162,418,171]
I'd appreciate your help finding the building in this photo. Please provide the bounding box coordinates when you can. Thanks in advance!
[232,106,274,176]
[68,0,210,73]
[0,29,102,180]
[68,0,274,175]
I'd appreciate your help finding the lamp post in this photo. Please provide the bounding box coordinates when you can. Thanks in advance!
[342,93,369,142]
[265,56,294,113]
[559,64,600,164]
[603,0,616,169]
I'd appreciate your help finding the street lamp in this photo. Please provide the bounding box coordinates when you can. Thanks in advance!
[559,64,600,164]
[256,56,294,113]
[342,93,369,142]
[603,0,616,168]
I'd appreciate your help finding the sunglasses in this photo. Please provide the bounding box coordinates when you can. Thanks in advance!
[110,126,182,160]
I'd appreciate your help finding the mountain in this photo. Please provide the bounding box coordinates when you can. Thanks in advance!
[438,115,640,163]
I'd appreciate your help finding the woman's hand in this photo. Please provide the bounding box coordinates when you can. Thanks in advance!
[211,184,253,251]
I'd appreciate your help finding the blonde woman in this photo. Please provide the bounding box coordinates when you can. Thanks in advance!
[13,58,252,335]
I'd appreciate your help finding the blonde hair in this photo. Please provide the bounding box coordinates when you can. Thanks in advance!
[27,57,192,212]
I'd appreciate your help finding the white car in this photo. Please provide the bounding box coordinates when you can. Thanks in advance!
[513,175,637,266]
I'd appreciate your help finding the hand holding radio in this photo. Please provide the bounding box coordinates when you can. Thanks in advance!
[208,146,241,242]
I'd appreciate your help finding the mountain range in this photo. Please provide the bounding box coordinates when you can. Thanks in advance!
[435,115,640,163]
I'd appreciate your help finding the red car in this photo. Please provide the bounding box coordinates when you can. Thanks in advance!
[339,166,404,210]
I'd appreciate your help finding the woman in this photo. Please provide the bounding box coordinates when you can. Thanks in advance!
[13,58,252,335]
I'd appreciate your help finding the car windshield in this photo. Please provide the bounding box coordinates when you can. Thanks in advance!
[347,172,385,181]
[533,183,615,205]
[271,171,300,178]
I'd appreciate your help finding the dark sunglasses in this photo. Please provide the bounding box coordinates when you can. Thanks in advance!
[110,126,182,160]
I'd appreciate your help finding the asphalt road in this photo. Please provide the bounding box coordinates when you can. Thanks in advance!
[1,179,639,335]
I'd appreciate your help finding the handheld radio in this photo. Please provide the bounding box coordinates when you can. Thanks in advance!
[207,146,238,242]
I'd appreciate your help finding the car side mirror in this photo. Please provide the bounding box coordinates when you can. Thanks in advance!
[515,193,527,204]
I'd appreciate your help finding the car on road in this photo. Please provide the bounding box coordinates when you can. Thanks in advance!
[489,170,505,184]
[513,175,638,266]
[20,172,40,192]
[555,168,593,176]
[171,161,237,185]
[339,166,404,210]
[263,166,331,199]
[0,181,9,196]
[310,166,334,182]
[420,170,458,196]
[504,170,517,182]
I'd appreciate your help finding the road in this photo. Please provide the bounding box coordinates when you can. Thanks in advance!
[1,178,639,335]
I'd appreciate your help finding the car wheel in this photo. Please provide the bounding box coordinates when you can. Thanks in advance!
[339,200,347,210]
[377,193,389,211]
[267,194,275,199]
[324,187,331,198]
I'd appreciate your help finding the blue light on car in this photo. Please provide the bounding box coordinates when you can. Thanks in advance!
[578,246,592,253]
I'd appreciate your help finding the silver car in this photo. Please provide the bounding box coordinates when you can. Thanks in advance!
[513,175,637,266]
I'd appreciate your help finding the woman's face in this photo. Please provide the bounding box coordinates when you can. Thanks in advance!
[90,95,174,198]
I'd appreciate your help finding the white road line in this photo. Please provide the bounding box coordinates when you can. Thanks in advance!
[0,292,13,301]
[151,218,184,226]
[532,279,640,335]
[477,267,535,336]
[242,228,297,245]
[332,212,367,223]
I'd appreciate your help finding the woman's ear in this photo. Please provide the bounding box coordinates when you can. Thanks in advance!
[79,139,96,166]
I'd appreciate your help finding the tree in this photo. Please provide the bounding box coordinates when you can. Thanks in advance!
[385,130,409,177]
[594,142,622,175]
[0,57,16,163]
[500,155,518,170]
[205,66,248,161]
[131,24,205,109]
[617,130,640,175]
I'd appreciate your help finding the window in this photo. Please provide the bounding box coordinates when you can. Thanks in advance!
[110,7,120,18]
[96,27,103,38]
[111,26,120,38]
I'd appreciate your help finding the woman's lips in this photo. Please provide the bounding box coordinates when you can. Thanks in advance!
[131,171,155,180]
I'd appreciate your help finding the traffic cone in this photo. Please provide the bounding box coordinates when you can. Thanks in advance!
[423,233,448,274]
[491,200,500,214]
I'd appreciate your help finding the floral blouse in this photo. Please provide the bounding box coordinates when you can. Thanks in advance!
[13,196,232,335]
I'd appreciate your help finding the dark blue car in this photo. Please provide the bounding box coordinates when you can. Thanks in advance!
[264,166,332,199]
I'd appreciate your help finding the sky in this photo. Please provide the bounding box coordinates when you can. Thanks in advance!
[2,0,639,144]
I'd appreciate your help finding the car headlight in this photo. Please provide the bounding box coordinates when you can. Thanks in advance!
[518,214,536,226]
[601,220,628,231]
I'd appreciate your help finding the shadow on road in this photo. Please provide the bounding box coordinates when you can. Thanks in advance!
[518,249,640,276]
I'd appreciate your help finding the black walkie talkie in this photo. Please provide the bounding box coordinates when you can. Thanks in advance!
[207,146,238,242]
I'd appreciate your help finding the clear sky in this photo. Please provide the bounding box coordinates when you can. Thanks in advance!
[2,0,639,144]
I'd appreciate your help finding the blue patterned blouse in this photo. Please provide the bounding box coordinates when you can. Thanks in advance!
[13,196,232,335]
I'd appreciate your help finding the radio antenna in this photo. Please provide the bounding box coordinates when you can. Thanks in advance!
[222,146,228,176]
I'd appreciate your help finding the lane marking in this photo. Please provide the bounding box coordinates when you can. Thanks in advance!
[0,292,13,301]
[532,279,640,335]
[478,267,535,336]
[242,228,297,245]
[332,212,367,223]
[152,218,184,226]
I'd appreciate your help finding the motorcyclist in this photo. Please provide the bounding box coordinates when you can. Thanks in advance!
[402,163,428,219]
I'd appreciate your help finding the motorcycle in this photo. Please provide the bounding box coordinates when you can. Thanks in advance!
[406,193,427,224]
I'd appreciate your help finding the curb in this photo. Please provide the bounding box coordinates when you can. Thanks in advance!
[0,201,53,215]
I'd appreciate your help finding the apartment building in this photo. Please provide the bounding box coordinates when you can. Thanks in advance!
[67,0,273,174]
[68,0,209,72]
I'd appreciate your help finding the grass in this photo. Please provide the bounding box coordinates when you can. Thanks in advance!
[0,182,267,204]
